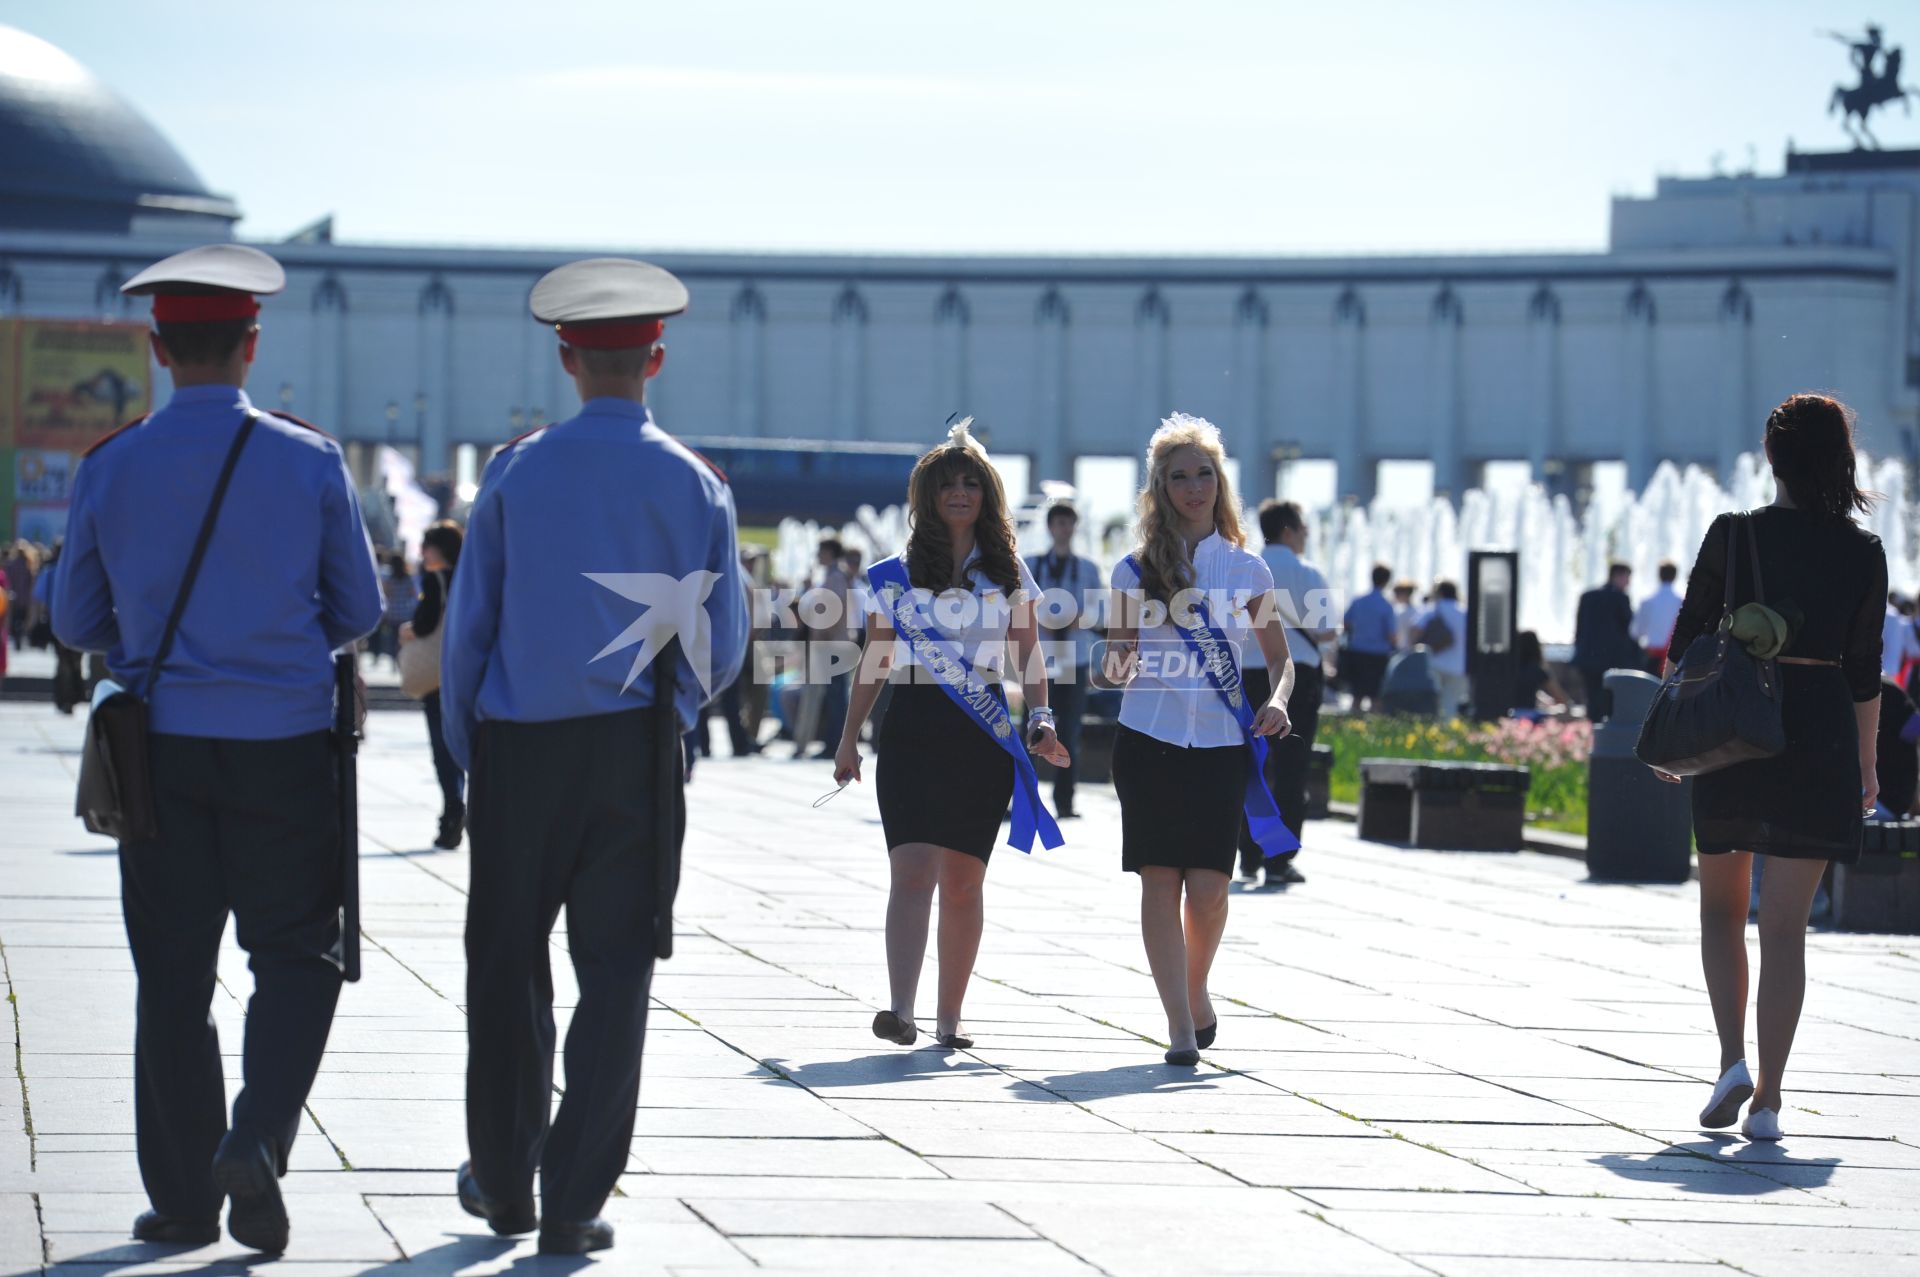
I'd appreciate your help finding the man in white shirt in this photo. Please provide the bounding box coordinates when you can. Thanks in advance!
[1024,502,1104,819]
[1631,561,1684,671]
[1242,501,1337,887]
[1882,593,1920,681]
[1415,581,1469,717]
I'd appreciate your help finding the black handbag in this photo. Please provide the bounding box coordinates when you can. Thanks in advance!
[1634,512,1786,776]
[76,414,258,840]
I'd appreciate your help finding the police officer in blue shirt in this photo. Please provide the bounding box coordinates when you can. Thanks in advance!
[441,258,748,1256]
[52,244,383,1254]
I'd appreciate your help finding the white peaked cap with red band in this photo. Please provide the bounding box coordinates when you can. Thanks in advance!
[122,244,286,324]
[531,257,690,349]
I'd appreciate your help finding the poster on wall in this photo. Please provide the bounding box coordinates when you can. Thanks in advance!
[15,449,75,504]
[14,502,69,545]
[11,321,152,451]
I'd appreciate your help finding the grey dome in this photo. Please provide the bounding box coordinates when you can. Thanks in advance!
[0,25,239,233]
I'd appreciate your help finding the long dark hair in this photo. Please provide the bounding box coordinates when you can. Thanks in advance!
[1765,393,1876,518]
[903,442,1020,596]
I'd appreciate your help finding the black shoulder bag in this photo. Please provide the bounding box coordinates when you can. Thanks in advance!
[1633,513,1786,776]
[76,414,259,840]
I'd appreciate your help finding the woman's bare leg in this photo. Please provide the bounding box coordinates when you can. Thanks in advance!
[1140,867,1195,1050]
[1182,869,1231,1031]
[1752,856,1828,1112]
[934,849,987,1038]
[884,844,940,1021]
[1697,850,1753,1073]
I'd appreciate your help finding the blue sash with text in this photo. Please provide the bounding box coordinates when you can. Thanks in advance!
[868,557,1063,854]
[1124,556,1299,860]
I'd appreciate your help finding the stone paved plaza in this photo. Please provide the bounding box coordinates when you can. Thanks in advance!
[3,697,1918,1276]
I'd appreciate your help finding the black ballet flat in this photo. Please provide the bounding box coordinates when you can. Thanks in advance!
[872,1010,918,1046]
[937,1032,974,1050]
[1164,1048,1201,1067]
[1195,1022,1217,1051]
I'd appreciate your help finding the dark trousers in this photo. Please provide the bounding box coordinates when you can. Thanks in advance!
[52,639,84,711]
[421,690,465,821]
[1034,671,1088,813]
[719,679,756,756]
[1240,663,1324,875]
[120,731,343,1220]
[465,709,677,1221]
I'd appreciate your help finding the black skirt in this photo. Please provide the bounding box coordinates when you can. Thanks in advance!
[1693,664,1864,864]
[1111,723,1248,874]
[875,680,1016,862]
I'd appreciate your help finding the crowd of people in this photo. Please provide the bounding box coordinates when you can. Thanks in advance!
[17,238,1897,1256]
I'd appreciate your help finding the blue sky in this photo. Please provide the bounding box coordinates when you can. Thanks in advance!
[2,0,1903,254]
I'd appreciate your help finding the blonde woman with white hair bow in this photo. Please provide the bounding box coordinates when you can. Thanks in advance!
[1104,414,1298,1066]
[833,421,1069,1051]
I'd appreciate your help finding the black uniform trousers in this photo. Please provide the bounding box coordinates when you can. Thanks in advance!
[465,708,678,1222]
[1239,663,1325,876]
[119,731,343,1221]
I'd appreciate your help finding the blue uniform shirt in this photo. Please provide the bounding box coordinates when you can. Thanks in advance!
[1344,589,1399,655]
[52,384,383,738]
[439,398,749,772]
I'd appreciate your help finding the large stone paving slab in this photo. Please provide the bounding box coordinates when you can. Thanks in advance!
[3,700,1917,1275]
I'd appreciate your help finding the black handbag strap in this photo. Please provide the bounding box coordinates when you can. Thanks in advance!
[1720,512,1769,621]
[143,412,259,700]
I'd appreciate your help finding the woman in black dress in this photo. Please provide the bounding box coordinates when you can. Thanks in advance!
[401,520,465,849]
[833,423,1068,1050]
[1659,394,1886,1142]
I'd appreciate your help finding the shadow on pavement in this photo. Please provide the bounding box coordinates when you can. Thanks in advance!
[1589,1138,1840,1195]
[1010,1063,1225,1102]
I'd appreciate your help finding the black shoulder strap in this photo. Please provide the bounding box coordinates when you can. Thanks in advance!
[143,412,259,700]
[1720,516,1740,618]
[1745,511,1767,607]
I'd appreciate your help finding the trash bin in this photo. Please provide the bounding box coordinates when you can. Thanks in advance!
[1586,668,1692,882]
[1379,649,1440,717]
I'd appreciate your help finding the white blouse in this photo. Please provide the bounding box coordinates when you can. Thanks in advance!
[1112,533,1277,748]
[867,547,1041,680]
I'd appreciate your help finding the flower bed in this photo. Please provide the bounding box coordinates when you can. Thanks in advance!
[1320,715,1592,835]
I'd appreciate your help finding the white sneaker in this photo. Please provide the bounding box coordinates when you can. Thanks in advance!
[1699,1060,1754,1128]
[1741,1106,1783,1141]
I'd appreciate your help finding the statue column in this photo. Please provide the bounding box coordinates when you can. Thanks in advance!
[310,275,347,431]
[1623,282,1657,490]
[730,286,767,437]
[1525,285,1561,483]
[830,285,869,442]
[1717,281,1754,479]
[1035,288,1070,486]
[1233,287,1272,503]
[1331,287,1370,503]
[935,286,970,428]
[1428,285,1465,498]
[417,279,454,481]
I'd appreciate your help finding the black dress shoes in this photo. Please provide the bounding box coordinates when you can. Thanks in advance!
[455,1161,536,1236]
[434,805,464,849]
[539,1218,614,1255]
[210,1129,288,1254]
[1266,861,1307,887]
[1194,1022,1218,1051]
[131,1211,219,1247]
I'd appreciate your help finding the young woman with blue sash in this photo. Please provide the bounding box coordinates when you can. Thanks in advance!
[833,422,1069,1050]
[1104,414,1297,1066]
